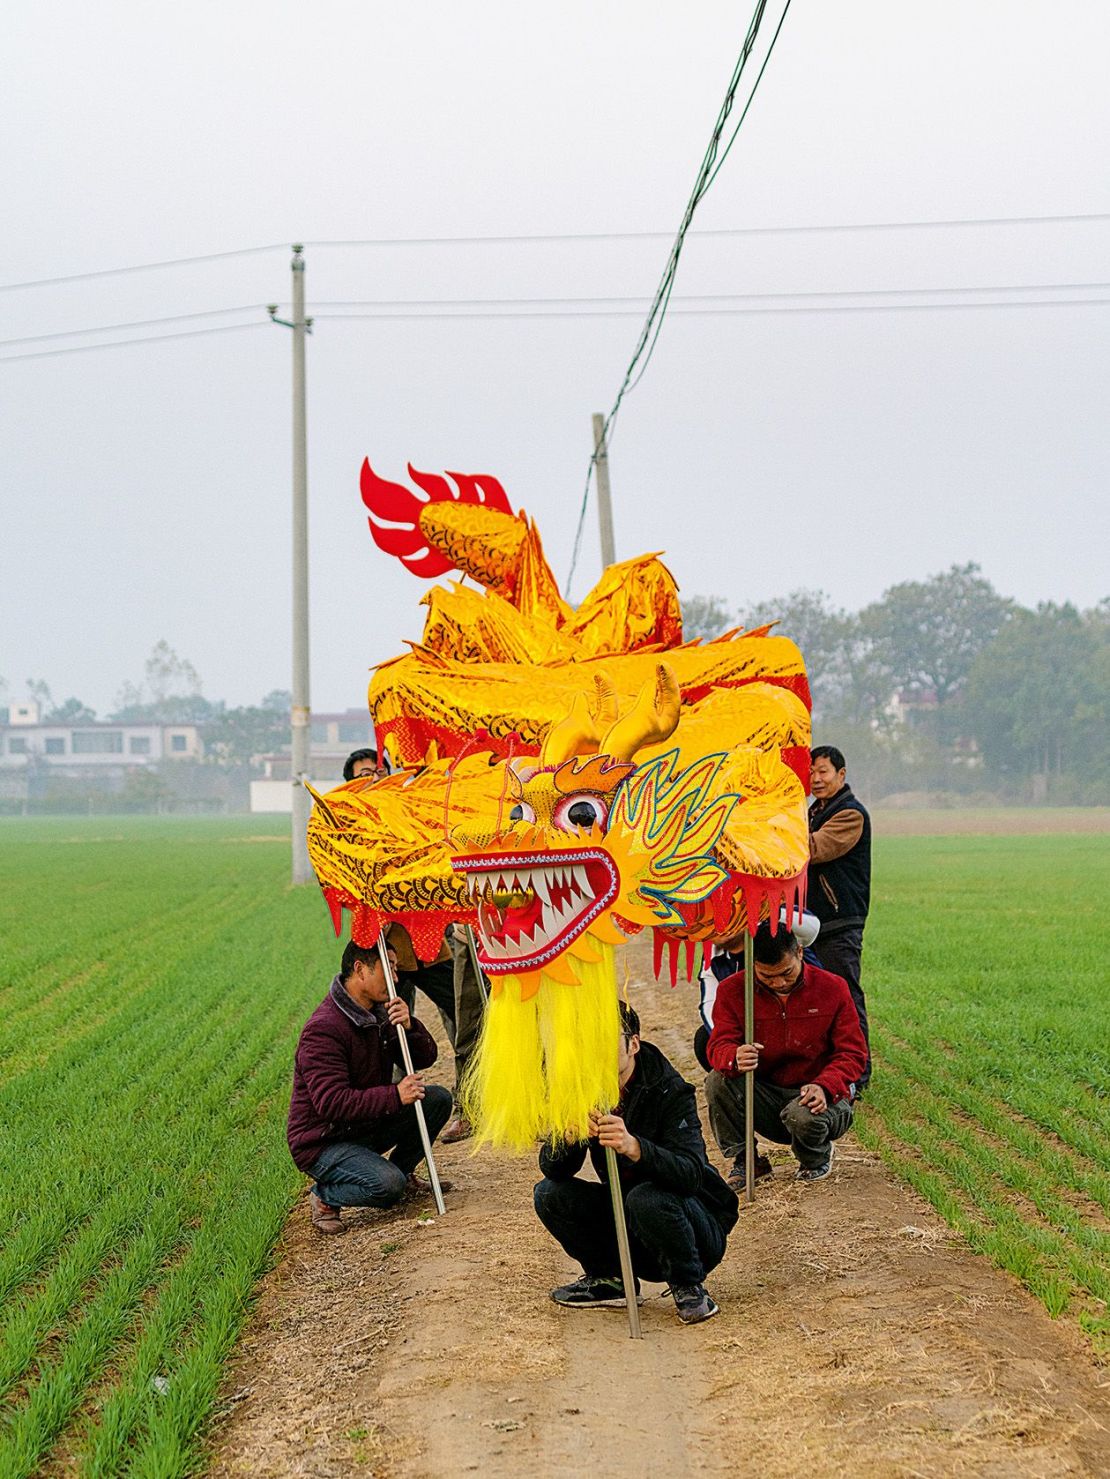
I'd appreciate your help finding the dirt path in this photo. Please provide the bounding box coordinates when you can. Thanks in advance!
[208,939,1110,1478]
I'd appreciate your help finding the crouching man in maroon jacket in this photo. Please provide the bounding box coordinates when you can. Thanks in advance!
[705,922,867,1188]
[287,939,453,1235]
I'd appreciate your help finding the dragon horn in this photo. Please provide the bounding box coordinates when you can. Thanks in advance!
[539,691,600,765]
[538,669,620,765]
[600,663,682,762]
[591,671,619,731]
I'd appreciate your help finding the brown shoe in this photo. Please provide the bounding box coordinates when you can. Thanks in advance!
[404,1173,454,1200]
[310,1191,346,1235]
[440,1115,472,1144]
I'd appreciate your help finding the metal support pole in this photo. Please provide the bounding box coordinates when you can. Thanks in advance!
[604,1145,643,1339]
[743,930,756,1206]
[377,929,447,1216]
[592,413,616,570]
[463,925,489,1007]
[290,245,312,885]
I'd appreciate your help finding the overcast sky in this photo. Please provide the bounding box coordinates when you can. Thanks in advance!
[3,1,1108,717]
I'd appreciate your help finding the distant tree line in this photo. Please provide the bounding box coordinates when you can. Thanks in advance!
[682,565,1109,806]
[7,577,1108,810]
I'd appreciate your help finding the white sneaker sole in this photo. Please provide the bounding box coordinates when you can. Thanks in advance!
[795,1144,835,1181]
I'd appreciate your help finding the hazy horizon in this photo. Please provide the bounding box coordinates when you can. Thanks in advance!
[3,1,1108,717]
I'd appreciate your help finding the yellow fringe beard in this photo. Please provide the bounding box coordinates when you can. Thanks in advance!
[460,938,621,1152]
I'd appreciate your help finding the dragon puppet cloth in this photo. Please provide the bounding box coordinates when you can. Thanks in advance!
[305,460,811,1150]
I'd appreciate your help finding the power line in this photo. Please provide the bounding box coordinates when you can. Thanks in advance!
[308,280,1110,310]
[3,210,1109,294]
[3,289,1107,364]
[0,320,268,365]
[9,280,1102,353]
[701,0,793,196]
[0,245,289,293]
[566,0,790,595]
[315,297,1110,322]
[308,211,1110,247]
[0,304,269,349]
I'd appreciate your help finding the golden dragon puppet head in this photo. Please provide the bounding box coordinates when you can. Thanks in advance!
[306,460,812,1148]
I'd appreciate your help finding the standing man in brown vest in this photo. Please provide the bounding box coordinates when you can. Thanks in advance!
[808,745,872,1090]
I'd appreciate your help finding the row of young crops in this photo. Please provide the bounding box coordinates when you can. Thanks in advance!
[859,833,1110,1358]
[0,818,332,1479]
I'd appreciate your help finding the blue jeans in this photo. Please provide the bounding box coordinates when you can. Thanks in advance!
[310,1085,452,1209]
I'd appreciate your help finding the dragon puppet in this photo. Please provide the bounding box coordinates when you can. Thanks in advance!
[305,460,812,1150]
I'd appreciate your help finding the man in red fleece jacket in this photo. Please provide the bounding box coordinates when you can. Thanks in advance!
[287,939,453,1234]
[705,922,867,1186]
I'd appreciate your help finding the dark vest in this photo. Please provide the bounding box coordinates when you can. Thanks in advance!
[807,786,871,934]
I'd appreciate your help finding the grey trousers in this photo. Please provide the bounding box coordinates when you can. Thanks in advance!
[705,1073,853,1171]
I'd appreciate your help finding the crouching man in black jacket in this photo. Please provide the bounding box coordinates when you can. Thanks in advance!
[534,1003,738,1325]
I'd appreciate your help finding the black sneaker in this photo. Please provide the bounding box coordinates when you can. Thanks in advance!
[672,1284,719,1324]
[727,1153,773,1190]
[795,1144,835,1182]
[550,1275,641,1309]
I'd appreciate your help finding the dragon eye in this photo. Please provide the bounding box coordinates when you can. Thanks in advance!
[553,794,608,833]
[509,801,536,823]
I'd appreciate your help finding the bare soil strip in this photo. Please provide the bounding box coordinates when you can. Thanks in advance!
[871,807,1110,835]
[208,939,1110,1479]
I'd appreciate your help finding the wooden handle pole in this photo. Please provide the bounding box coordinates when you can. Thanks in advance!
[378,930,447,1216]
[744,930,756,1207]
[604,1145,643,1339]
[463,925,489,1007]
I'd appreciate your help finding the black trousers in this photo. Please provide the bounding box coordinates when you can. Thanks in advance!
[397,934,487,1100]
[397,959,456,1031]
[812,925,870,1086]
[534,1176,727,1289]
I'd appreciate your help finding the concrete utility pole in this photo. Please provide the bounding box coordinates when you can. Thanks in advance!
[270,247,313,884]
[592,413,616,570]
[289,246,312,884]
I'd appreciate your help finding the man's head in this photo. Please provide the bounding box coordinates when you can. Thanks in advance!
[618,1000,641,1086]
[343,748,389,782]
[340,939,398,1005]
[716,931,747,955]
[810,744,846,801]
[752,922,803,995]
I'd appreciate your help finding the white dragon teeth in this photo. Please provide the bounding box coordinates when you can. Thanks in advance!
[466,857,600,962]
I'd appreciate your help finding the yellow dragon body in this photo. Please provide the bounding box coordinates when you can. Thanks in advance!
[305,460,811,1146]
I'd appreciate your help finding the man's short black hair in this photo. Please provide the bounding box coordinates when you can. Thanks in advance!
[619,1001,640,1041]
[811,744,846,772]
[340,938,384,980]
[343,747,379,782]
[753,921,800,966]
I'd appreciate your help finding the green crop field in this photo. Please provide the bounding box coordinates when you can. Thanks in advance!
[860,832,1110,1358]
[0,818,335,1479]
[0,820,1107,1477]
